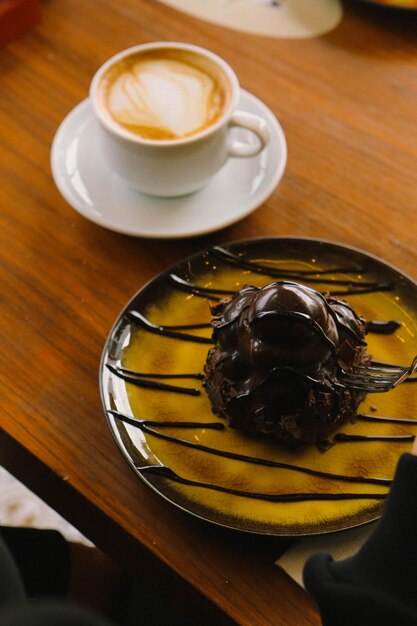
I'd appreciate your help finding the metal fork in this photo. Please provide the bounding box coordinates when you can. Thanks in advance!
[338,355,417,393]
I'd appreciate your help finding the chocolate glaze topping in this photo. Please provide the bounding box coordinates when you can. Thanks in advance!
[204,281,370,447]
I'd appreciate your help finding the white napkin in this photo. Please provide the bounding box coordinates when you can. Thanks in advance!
[276,522,376,588]
[0,466,93,546]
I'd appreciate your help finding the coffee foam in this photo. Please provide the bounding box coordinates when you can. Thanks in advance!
[98,50,229,140]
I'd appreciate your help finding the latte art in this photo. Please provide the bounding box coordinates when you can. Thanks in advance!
[99,51,229,140]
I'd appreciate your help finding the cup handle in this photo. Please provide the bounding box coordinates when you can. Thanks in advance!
[227,111,271,157]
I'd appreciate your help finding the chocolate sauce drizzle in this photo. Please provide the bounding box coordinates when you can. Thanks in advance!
[334,433,415,444]
[126,310,212,344]
[211,246,366,277]
[110,368,204,380]
[210,246,395,292]
[137,465,386,503]
[366,320,402,335]
[109,411,392,487]
[169,274,226,301]
[106,364,202,396]
[169,273,394,301]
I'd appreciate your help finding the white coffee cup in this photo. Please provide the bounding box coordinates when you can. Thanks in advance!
[89,42,272,197]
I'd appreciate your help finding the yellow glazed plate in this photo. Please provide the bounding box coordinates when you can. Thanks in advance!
[100,238,417,536]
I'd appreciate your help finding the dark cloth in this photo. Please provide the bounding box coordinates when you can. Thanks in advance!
[0,526,71,599]
[0,527,111,626]
[0,526,183,626]
[0,527,25,606]
[0,603,112,626]
[304,452,417,625]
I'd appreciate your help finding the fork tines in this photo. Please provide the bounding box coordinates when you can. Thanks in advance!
[339,355,417,393]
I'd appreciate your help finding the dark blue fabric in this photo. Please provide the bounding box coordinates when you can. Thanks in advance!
[304,453,417,625]
[0,528,25,607]
[0,527,70,599]
[0,603,112,626]
[0,529,110,625]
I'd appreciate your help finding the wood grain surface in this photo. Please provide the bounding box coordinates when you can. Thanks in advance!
[1,1,417,624]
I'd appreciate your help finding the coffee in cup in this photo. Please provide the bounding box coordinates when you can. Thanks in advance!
[90,42,273,197]
[95,48,232,142]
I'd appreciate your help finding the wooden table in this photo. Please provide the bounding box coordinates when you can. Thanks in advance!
[1,1,417,624]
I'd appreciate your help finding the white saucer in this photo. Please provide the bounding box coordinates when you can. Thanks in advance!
[51,90,287,239]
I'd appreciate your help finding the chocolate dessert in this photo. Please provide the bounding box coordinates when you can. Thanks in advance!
[204,281,370,447]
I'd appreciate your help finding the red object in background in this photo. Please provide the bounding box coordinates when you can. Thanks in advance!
[0,0,41,47]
